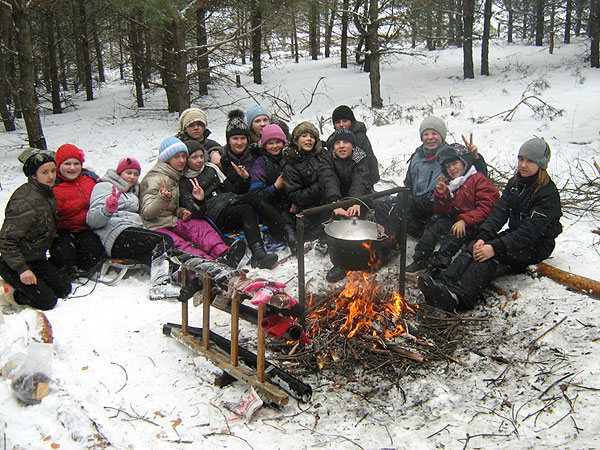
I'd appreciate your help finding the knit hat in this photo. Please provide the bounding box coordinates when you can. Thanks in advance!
[55,143,85,169]
[328,127,357,148]
[19,148,56,177]
[260,124,287,147]
[179,107,208,132]
[184,140,205,157]
[332,105,356,125]
[226,109,251,141]
[116,156,141,175]
[437,145,472,175]
[246,105,271,128]
[158,137,188,162]
[419,116,447,141]
[518,137,551,170]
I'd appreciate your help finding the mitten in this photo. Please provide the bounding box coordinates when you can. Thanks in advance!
[105,186,123,214]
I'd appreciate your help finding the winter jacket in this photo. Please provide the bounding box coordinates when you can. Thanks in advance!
[177,129,220,154]
[404,143,450,201]
[215,144,257,194]
[139,161,186,230]
[180,166,237,222]
[53,170,99,231]
[434,171,499,226]
[319,147,371,203]
[327,121,380,186]
[282,143,323,209]
[249,148,287,206]
[477,174,562,260]
[0,179,58,274]
[87,169,145,255]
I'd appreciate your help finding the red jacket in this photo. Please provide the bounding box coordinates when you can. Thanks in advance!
[434,172,499,226]
[53,172,98,231]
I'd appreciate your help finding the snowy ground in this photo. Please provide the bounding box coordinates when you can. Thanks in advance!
[1,39,599,449]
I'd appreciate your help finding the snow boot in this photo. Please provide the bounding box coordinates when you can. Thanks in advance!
[249,242,278,269]
[149,254,181,301]
[216,240,246,269]
[417,272,459,312]
[283,224,297,254]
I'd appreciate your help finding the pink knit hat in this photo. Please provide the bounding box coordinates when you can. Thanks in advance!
[116,156,141,175]
[260,124,287,147]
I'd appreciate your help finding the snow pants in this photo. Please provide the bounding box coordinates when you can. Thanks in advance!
[50,229,106,276]
[156,218,228,259]
[111,227,174,266]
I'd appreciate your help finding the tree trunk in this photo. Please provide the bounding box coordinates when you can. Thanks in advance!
[128,15,144,107]
[549,3,555,54]
[425,9,434,50]
[309,0,319,60]
[507,0,514,43]
[463,0,475,79]
[591,0,600,67]
[172,12,189,112]
[91,16,106,83]
[0,5,16,131]
[574,0,584,35]
[251,2,262,84]
[535,0,544,46]
[341,0,349,68]
[291,0,299,63]
[43,7,62,114]
[368,0,382,108]
[11,0,47,148]
[76,0,93,100]
[481,0,492,75]
[564,0,572,43]
[324,0,337,58]
[197,7,210,96]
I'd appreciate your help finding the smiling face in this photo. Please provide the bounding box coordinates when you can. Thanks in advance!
[187,151,205,171]
[167,152,188,172]
[33,162,57,187]
[297,133,316,152]
[421,129,443,151]
[265,139,284,156]
[229,135,248,154]
[333,139,354,159]
[120,169,140,187]
[445,159,465,179]
[185,121,206,140]
[517,156,540,178]
[251,115,270,136]
[59,158,82,180]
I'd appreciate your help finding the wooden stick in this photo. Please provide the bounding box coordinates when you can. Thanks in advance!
[181,268,188,335]
[230,293,240,366]
[257,304,266,383]
[203,275,211,350]
[528,316,567,347]
[387,344,425,362]
[536,262,600,299]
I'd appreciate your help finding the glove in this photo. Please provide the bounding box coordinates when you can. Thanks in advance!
[105,186,123,214]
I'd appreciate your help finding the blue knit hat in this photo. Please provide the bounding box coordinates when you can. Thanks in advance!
[246,105,271,128]
[159,137,188,162]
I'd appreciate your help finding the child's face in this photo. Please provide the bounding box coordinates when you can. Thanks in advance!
[297,133,315,152]
[185,121,205,140]
[33,162,57,187]
[445,160,465,179]
[167,152,188,172]
[251,116,270,135]
[517,156,540,178]
[229,135,248,154]
[421,129,443,151]
[59,158,82,180]
[334,119,352,130]
[333,140,354,159]
[265,139,284,156]
[187,151,205,171]
[120,169,140,187]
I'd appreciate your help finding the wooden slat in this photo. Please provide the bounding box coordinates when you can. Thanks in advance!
[257,304,266,383]
[202,275,211,349]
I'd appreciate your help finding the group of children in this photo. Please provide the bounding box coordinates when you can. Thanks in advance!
[0,104,562,314]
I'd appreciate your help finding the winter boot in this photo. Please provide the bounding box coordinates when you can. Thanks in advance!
[249,242,278,269]
[216,240,247,269]
[149,254,181,300]
[326,266,346,283]
[283,224,297,253]
[417,272,459,312]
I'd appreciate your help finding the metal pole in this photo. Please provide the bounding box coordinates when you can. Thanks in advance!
[398,189,409,298]
[296,213,306,328]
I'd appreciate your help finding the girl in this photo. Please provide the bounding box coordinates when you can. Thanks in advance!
[405,146,499,274]
[418,138,562,312]
[246,104,270,144]
[0,149,71,310]
[139,137,235,262]
[176,107,220,153]
[180,141,293,268]
[50,144,106,278]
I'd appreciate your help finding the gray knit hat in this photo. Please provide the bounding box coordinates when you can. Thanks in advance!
[518,137,551,170]
[419,116,447,141]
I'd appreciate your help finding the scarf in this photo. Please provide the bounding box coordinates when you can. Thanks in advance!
[184,162,227,183]
[448,165,477,197]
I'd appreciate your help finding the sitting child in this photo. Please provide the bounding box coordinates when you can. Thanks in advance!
[0,149,71,310]
[405,146,499,274]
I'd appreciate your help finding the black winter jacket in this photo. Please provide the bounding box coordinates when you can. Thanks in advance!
[282,144,323,209]
[0,179,58,274]
[477,174,562,261]
[180,166,237,222]
[319,147,372,204]
[216,144,258,194]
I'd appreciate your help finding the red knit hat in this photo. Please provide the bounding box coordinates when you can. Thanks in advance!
[55,144,85,168]
[116,156,141,175]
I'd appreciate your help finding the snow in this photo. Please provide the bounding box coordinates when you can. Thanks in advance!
[1,39,600,449]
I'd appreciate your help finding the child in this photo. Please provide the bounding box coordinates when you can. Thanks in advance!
[418,138,562,312]
[319,128,372,282]
[50,144,106,277]
[176,107,220,153]
[246,105,271,144]
[405,146,499,274]
[139,137,233,261]
[179,141,286,269]
[0,149,71,310]
[327,105,379,187]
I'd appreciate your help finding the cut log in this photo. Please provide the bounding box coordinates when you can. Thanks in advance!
[535,262,600,299]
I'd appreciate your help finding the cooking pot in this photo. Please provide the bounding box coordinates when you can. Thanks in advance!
[324,217,388,271]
